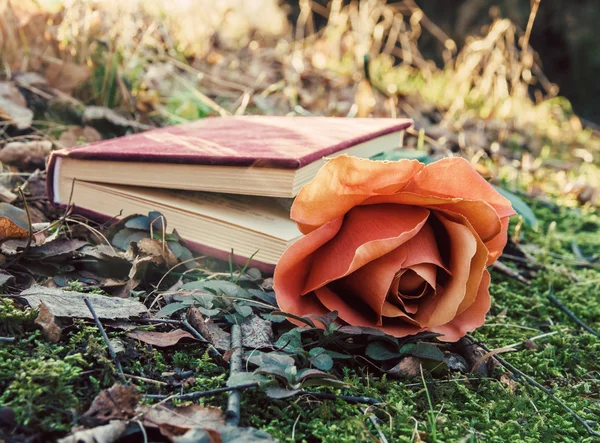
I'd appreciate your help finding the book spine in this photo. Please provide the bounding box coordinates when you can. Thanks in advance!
[45,150,64,203]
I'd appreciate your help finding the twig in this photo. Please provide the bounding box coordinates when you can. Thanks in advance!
[136,318,182,325]
[491,261,531,285]
[0,337,15,343]
[296,391,381,405]
[547,293,600,338]
[180,315,227,367]
[83,296,125,381]
[122,373,167,386]
[225,324,243,426]
[143,383,259,401]
[467,336,600,438]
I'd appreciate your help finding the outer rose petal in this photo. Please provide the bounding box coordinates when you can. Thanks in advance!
[403,157,516,219]
[363,192,502,243]
[484,217,510,265]
[292,155,424,234]
[274,217,343,317]
[303,204,429,294]
[429,270,491,342]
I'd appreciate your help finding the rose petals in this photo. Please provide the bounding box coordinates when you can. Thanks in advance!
[302,204,429,294]
[274,155,515,342]
[292,156,424,233]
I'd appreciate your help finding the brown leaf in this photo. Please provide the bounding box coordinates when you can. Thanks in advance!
[0,81,33,129]
[137,238,178,268]
[126,328,194,347]
[45,59,91,94]
[57,126,103,149]
[241,314,273,349]
[388,356,423,379]
[139,404,223,437]
[187,306,230,350]
[0,140,52,169]
[35,302,64,342]
[81,384,140,427]
[0,203,30,240]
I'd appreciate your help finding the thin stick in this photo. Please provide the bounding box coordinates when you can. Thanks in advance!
[0,337,15,343]
[83,296,125,381]
[362,407,389,443]
[225,324,243,426]
[468,336,600,437]
[547,294,600,338]
[143,383,259,400]
[180,315,226,367]
[296,391,381,405]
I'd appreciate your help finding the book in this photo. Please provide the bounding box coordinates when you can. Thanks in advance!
[47,116,413,270]
[47,116,411,199]
[61,181,300,270]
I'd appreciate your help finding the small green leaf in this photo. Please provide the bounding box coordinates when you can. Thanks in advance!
[407,343,445,362]
[493,185,539,230]
[273,329,303,353]
[309,348,334,371]
[226,372,261,387]
[155,302,188,318]
[265,386,301,399]
[365,341,402,361]
[371,149,433,163]
[234,304,253,317]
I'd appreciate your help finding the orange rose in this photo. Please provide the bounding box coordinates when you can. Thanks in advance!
[274,155,516,342]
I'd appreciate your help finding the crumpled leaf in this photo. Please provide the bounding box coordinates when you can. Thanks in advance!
[387,356,423,379]
[0,81,33,129]
[45,59,91,94]
[139,404,223,437]
[20,285,149,320]
[81,384,140,427]
[0,269,15,288]
[34,301,64,342]
[0,203,30,240]
[137,238,178,268]
[0,140,52,169]
[26,238,88,260]
[126,328,194,347]
[57,420,128,443]
[241,314,273,349]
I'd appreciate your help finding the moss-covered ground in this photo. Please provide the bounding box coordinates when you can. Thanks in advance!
[1,199,598,442]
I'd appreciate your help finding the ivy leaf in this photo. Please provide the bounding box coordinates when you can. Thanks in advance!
[265,387,301,399]
[234,304,253,318]
[308,347,334,371]
[155,302,189,318]
[273,328,304,353]
[493,185,539,230]
[365,341,402,361]
[406,343,445,362]
[226,372,262,387]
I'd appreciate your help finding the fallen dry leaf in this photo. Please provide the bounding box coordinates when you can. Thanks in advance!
[241,314,273,349]
[138,238,178,268]
[0,140,52,169]
[57,420,127,443]
[0,203,30,240]
[388,356,423,379]
[44,59,91,94]
[81,384,139,427]
[187,306,230,350]
[126,328,194,347]
[35,301,64,342]
[0,81,33,129]
[139,404,224,437]
[58,126,103,149]
[20,285,149,320]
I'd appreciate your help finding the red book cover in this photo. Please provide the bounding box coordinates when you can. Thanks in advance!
[48,116,412,168]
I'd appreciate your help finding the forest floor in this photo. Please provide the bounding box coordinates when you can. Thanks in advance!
[0,1,599,442]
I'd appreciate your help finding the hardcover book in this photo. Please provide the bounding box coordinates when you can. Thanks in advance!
[47,116,413,269]
[47,116,412,199]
